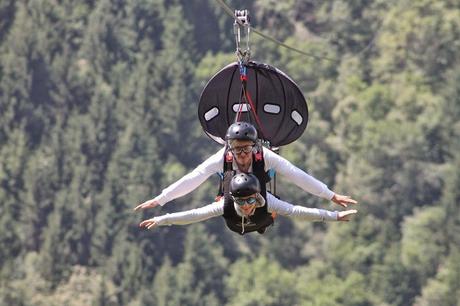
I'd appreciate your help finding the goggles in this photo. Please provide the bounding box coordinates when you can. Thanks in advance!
[231,145,254,154]
[232,196,257,206]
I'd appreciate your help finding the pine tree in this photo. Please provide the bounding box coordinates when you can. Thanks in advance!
[149,224,228,306]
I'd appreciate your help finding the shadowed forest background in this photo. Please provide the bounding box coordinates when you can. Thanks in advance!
[1,0,459,305]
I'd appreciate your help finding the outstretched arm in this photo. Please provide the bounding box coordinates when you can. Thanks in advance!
[266,193,357,222]
[263,148,358,207]
[134,148,225,210]
[139,201,224,229]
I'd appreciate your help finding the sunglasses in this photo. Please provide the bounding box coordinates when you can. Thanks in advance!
[231,145,254,154]
[232,196,257,206]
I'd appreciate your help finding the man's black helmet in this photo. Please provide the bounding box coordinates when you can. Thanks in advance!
[225,122,257,142]
[230,173,261,197]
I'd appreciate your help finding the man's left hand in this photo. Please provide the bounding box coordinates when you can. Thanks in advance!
[331,194,358,208]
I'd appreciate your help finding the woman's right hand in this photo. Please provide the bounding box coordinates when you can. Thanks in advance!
[337,210,358,221]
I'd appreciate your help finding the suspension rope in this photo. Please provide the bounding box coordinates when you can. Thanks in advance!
[231,11,268,140]
[243,83,267,140]
[234,64,267,141]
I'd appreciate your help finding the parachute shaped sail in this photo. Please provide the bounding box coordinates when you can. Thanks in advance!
[198,61,308,147]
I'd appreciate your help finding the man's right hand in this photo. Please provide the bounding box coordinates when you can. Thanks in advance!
[139,218,159,229]
[134,198,160,211]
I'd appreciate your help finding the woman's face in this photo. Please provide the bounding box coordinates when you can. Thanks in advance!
[233,194,257,215]
[240,203,256,215]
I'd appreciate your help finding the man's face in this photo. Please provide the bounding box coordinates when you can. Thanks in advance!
[230,140,254,166]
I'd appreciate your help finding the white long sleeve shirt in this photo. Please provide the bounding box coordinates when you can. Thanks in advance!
[153,193,338,226]
[156,147,335,206]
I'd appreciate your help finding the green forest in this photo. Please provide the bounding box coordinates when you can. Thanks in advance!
[1,0,459,305]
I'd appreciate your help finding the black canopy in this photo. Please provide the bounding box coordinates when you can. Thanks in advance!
[198,61,309,147]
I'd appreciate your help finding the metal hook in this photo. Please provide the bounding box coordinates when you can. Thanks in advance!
[233,10,251,63]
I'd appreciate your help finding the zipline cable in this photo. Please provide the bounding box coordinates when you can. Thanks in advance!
[215,0,337,62]
[345,0,414,60]
[215,0,414,63]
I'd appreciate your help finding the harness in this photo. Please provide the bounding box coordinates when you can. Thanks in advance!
[220,146,275,235]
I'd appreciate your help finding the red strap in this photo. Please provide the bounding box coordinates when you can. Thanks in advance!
[236,102,243,122]
[244,88,267,139]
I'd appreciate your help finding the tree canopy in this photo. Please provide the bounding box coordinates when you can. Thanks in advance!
[1,1,459,305]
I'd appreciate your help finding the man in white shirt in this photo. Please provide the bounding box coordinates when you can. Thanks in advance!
[139,173,357,234]
[134,122,358,211]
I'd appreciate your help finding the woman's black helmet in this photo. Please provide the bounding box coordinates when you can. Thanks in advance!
[230,173,261,197]
[225,122,257,142]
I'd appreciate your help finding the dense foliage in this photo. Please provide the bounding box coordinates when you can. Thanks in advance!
[1,0,459,305]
